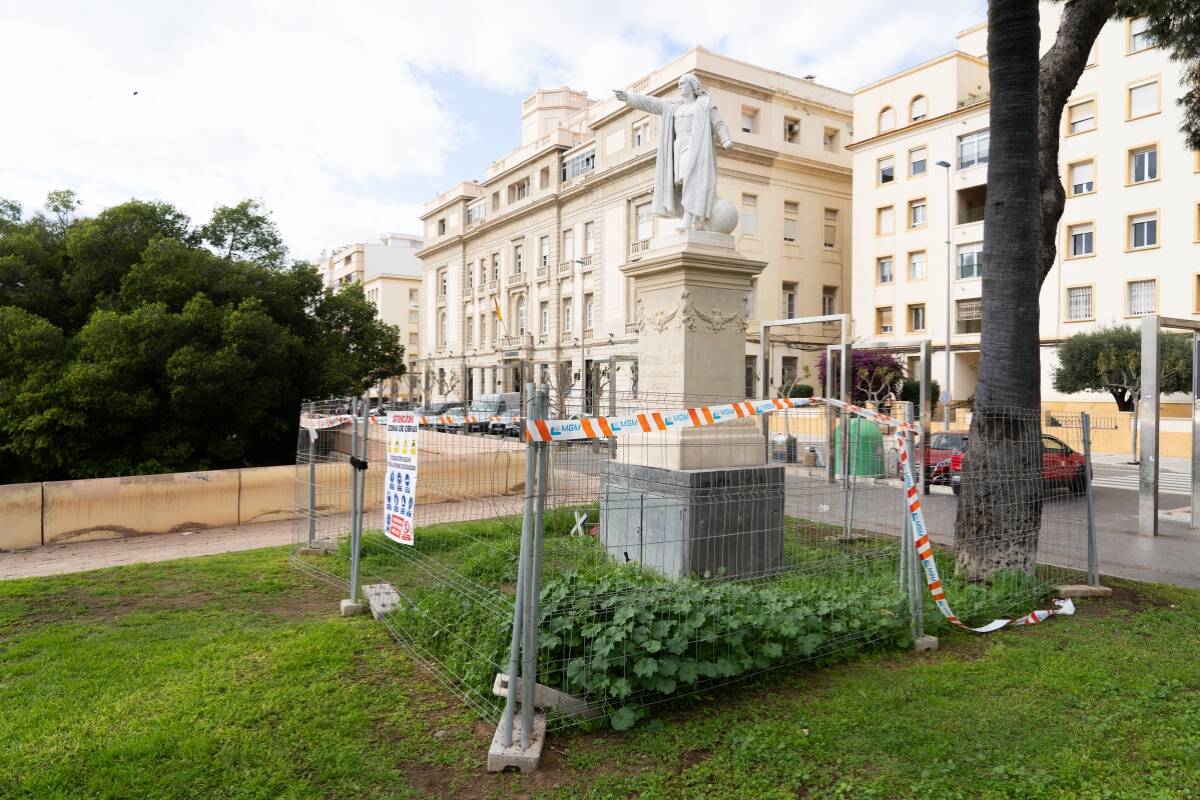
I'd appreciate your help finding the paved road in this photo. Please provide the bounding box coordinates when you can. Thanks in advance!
[1091,463,1192,494]
[776,464,1200,588]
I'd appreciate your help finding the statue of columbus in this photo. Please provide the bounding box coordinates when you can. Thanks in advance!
[614,73,733,233]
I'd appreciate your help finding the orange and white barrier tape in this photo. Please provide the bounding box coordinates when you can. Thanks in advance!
[303,412,520,428]
[300,412,355,430]
[526,395,1076,634]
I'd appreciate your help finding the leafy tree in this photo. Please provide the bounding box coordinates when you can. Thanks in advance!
[816,349,906,405]
[62,200,193,327]
[0,198,21,228]
[0,307,71,482]
[1053,325,1191,460]
[199,199,286,266]
[0,195,403,482]
[0,220,62,325]
[1053,326,1191,410]
[957,0,1200,580]
[43,189,81,239]
[899,378,940,414]
[312,283,407,392]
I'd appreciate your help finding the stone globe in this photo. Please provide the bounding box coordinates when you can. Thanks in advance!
[708,196,738,234]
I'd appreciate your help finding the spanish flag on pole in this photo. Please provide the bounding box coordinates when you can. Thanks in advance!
[492,295,503,322]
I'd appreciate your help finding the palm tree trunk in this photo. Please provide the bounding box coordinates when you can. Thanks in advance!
[953,0,1044,581]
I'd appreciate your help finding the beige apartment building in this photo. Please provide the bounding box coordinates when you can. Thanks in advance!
[318,233,424,401]
[416,47,853,406]
[849,4,1199,414]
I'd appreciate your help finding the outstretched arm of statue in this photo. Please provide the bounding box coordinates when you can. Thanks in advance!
[709,105,733,150]
[613,89,667,116]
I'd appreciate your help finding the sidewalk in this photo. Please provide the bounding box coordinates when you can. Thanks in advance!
[1091,452,1191,472]
[0,519,295,581]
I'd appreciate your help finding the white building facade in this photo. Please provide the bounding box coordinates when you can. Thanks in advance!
[318,233,424,400]
[416,48,854,405]
[848,6,1198,412]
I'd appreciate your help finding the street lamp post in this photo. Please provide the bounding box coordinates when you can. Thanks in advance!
[936,159,953,430]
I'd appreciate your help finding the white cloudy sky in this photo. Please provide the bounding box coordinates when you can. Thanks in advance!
[0,0,986,261]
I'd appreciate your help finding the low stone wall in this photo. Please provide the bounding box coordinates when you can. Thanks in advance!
[0,483,42,551]
[238,465,298,525]
[42,470,243,547]
[0,442,530,553]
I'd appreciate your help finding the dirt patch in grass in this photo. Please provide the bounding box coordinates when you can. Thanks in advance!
[10,580,338,629]
[254,591,340,619]
[1069,581,1169,620]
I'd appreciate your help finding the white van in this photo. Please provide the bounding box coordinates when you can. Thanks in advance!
[467,392,521,432]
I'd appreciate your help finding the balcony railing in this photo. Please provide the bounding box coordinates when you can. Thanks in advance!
[959,206,986,224]
[487,280,498,293]
[582,327,594,340]
[630,239,650,257]
[536,266,548,280]
[579,255,593,269]
[957,91,990,109]
[462,286,472,299]
[624,322,639,334]
[507,272,526,286]
[500,334,533,349]
[557,261,573,274]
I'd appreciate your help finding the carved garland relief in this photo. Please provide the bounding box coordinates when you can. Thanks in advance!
[632,289,749,335]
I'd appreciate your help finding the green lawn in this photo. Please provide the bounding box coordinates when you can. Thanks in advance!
[3,547,1200,799]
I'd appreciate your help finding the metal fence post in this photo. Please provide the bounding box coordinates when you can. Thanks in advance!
[902,406,924,640]
[825,345,837,483]
[1081,412,1100,587]
[306,425,317,546]
[522,386,549,750]
[500,382,540,749]
[347,396,365,605]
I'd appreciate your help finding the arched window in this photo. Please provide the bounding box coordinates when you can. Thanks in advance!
[910,95,927,122]
[438,312,447,346]
[878,106,895,133]
[517,297,527,335]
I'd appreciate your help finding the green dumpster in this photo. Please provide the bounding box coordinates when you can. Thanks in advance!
[832,417,885,477]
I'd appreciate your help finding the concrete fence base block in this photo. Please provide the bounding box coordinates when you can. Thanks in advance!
[362,583,401,619]
[493,673,598,720]
[339,599,364,617]
[299,538,340,556]
[1055,584,1113,598]
[487,712,546,773]
[914,635,939,652]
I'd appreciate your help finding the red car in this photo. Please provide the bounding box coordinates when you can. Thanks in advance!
[922,431,969,488]
[930,433,1088,495]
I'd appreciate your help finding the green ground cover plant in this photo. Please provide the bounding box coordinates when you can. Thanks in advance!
[331,513,1060,730]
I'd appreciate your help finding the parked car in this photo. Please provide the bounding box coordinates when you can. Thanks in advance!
[932,434,1089,495]
[489,408,522,436]
[465,392,521,433]
[922,431,969,488]
[434,405,465,433]
[503,413,524,438]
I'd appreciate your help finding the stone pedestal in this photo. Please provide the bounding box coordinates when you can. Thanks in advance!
[601,461,785,580]
[602,231,778,578]
[620,230,768,471]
